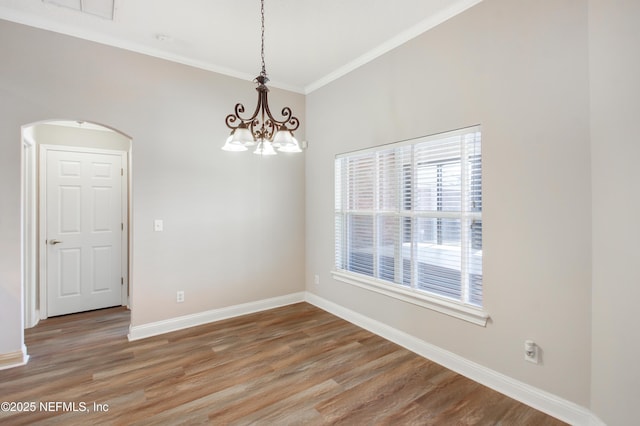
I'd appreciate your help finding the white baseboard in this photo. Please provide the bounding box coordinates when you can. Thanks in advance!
[0,345,29,370]
[305,292,603,426]
[127,292,306,341]
[124,290,603,424]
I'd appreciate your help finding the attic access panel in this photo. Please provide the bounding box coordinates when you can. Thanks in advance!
[43,0,115,20]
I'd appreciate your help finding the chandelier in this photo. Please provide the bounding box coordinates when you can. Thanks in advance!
[222,0,301,155]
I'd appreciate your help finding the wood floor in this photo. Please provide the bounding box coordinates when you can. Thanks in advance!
[0,303,565,425]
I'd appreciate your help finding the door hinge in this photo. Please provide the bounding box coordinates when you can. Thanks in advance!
[121,222,124,231]
[121,277,124,285]
[121,168,124,176]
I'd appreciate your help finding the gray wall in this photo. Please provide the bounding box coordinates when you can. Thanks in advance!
[589,1,640,425]
[306,0,592,408]
[0,19,306,352]
[3,1,639,423]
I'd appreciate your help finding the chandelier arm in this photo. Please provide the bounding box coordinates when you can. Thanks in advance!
[279,107,300,132]
[249,118,259,140]
[257,90,275,140]
[224,103,246,129]
[244,91,263,128]
[224,92,263,131]
[260,92,299,132]
[225,113,238,129]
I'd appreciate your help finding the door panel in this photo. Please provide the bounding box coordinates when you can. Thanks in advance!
[59,248,81,296]
[47,149,123,317]
[60,185,81,233]
[92,246,113,292]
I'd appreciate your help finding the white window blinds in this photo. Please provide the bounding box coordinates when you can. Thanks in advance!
[335,126,482,307]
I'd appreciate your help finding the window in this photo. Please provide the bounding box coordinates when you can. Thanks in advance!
[333,126,487,325]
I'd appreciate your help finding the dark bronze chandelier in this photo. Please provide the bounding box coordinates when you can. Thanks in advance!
[222,0,301,155]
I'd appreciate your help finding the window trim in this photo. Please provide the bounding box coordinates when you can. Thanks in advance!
[331,270,489,326]
[333,126,489,326]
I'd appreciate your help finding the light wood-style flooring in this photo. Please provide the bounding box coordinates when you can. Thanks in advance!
[0,303,565,425]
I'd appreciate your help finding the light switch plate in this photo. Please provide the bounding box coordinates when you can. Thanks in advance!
[154,219,163,232]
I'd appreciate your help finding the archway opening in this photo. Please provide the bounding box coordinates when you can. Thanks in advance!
[21,120,133,333]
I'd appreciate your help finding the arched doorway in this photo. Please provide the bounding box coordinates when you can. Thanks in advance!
[21,120,132,328]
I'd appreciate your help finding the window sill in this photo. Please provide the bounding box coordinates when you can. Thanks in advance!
[331,270,490,327]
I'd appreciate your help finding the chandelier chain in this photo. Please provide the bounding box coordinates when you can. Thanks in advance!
[260,0,266,78]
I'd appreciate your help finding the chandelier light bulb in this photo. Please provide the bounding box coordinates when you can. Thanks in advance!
[278,137,302,153]
[254,140,277,156]
[230,125,256,146]
[221,135,248,152]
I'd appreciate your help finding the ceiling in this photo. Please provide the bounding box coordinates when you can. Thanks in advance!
[0,0,482,94]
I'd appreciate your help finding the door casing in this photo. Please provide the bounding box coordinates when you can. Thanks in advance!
[38,144,129,319]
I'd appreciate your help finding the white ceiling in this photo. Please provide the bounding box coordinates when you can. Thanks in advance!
[0,0,482,94]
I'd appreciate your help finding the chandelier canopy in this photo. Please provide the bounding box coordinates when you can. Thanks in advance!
[222,0,301,155]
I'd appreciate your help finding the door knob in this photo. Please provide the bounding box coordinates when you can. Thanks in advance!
[49,239,63,245]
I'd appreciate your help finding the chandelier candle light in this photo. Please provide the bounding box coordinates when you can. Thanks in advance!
[222,0,302,155]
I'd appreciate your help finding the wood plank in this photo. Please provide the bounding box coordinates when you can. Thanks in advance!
[0,303,566,425]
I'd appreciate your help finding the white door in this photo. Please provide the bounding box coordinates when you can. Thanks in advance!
[46,148,124,316]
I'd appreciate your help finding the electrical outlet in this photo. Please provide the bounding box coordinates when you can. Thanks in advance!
[314,274,320,285]
[524,340,539,364]
[176,290,184,303]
